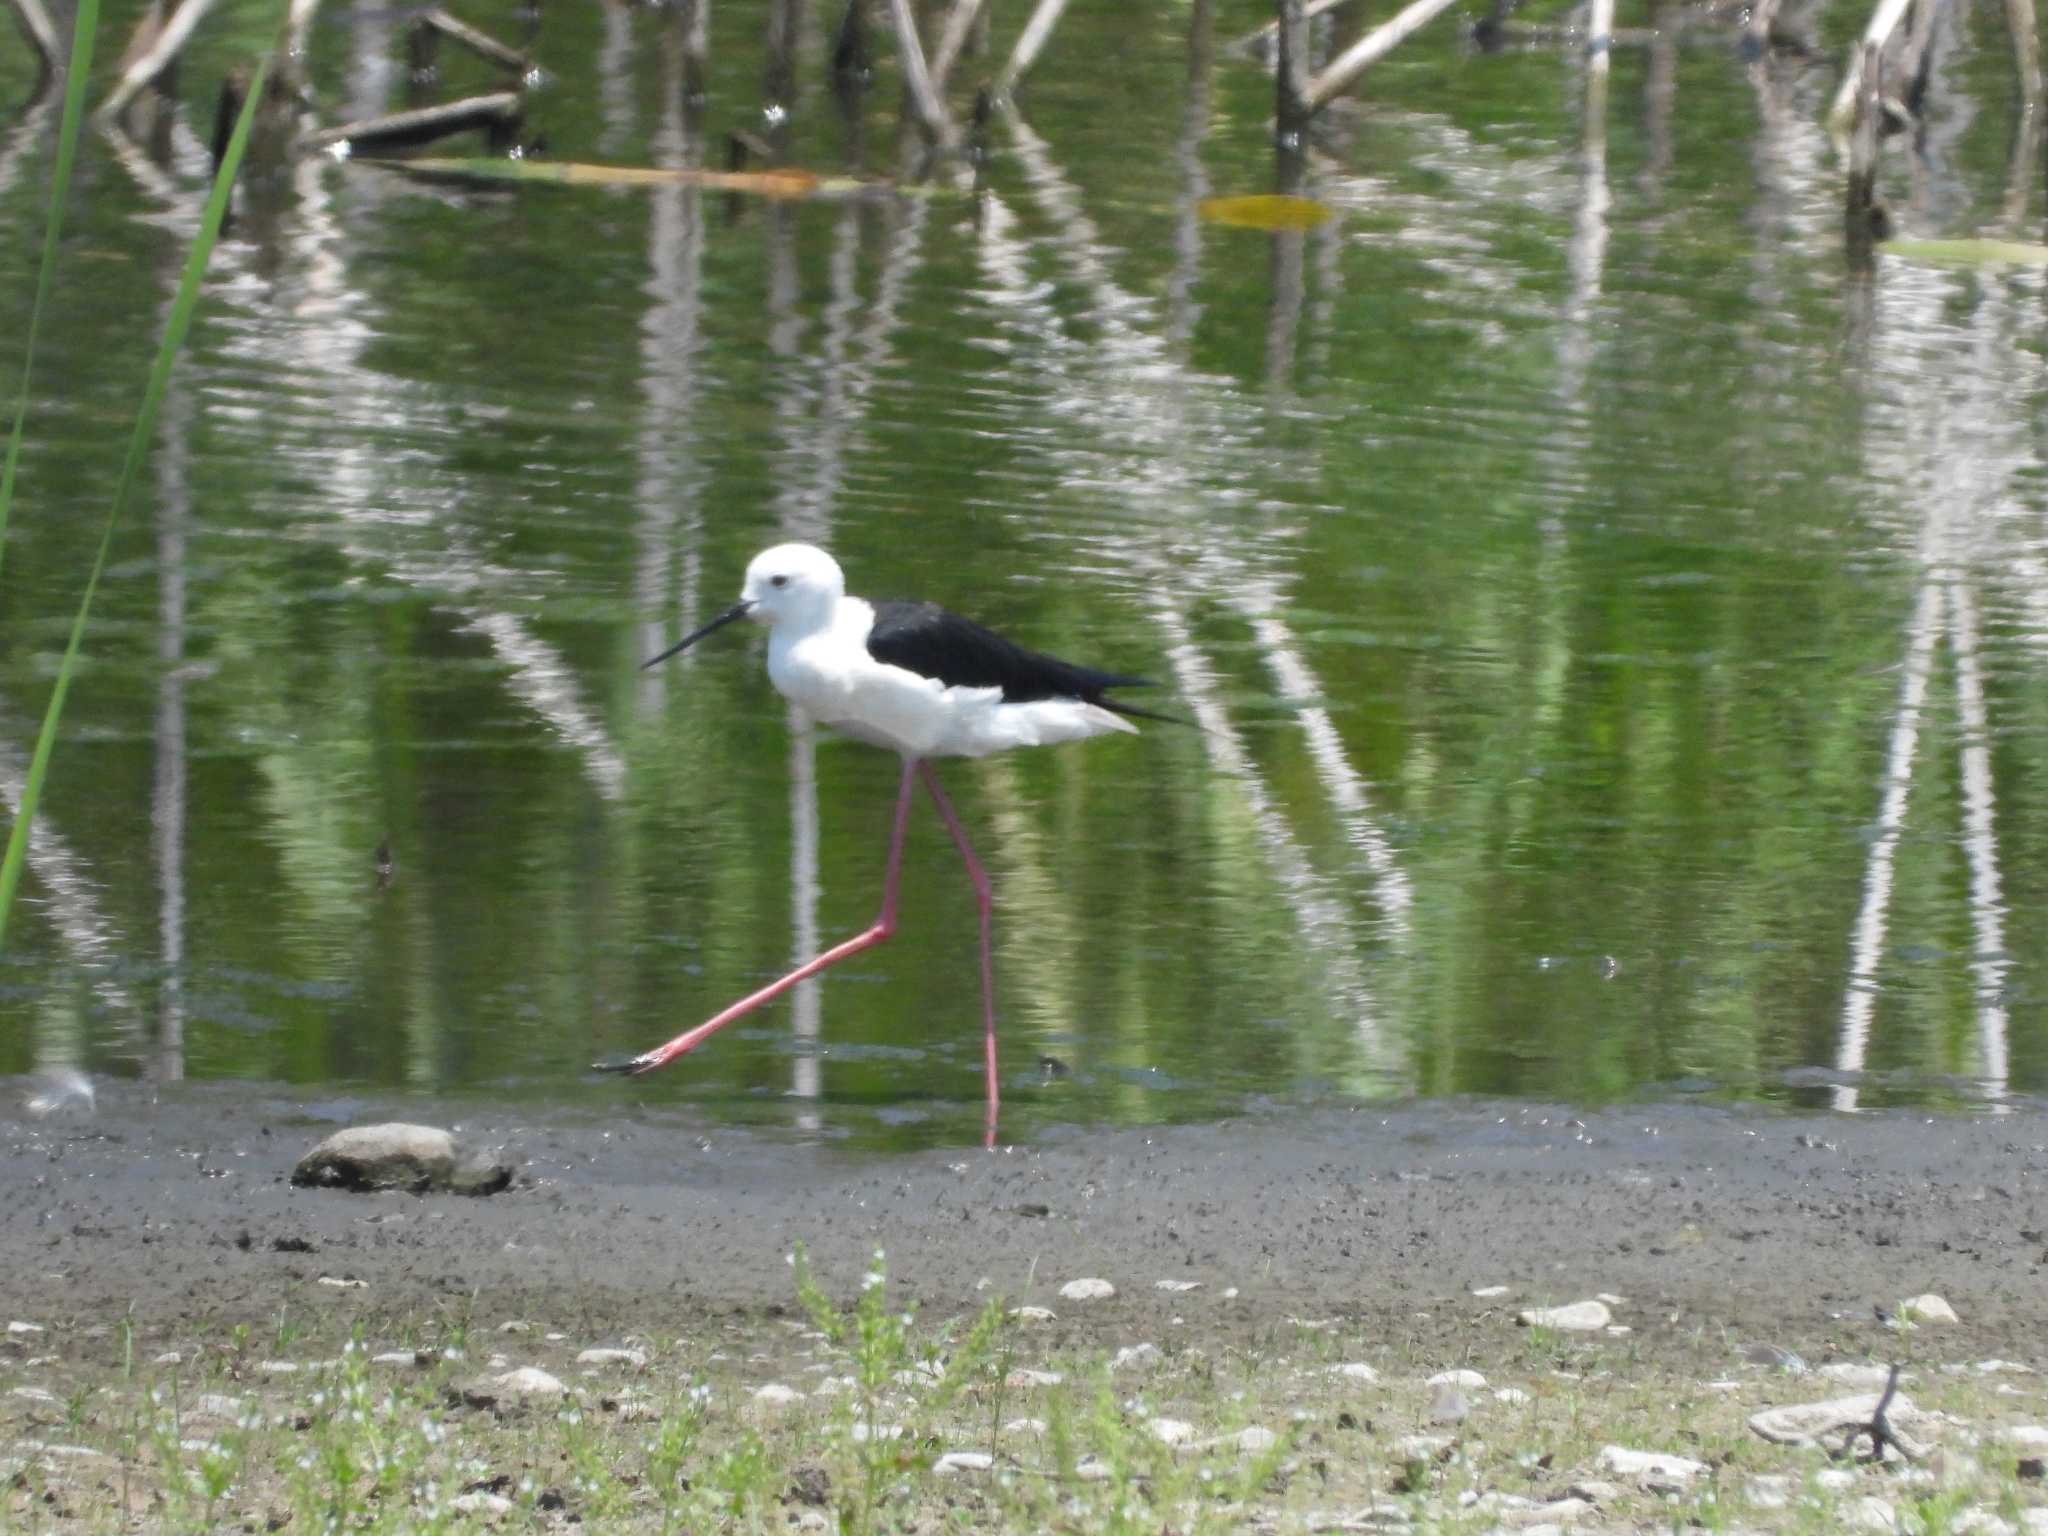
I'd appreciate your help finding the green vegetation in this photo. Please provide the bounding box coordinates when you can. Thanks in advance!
[2,1257,2042,1533]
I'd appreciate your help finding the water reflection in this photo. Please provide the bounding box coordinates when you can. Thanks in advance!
[0,0,2044,1139]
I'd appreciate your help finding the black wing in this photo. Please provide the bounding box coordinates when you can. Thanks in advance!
[866,601,1173,723]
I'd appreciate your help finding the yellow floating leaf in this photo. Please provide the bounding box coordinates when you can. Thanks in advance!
[1197,194,1333,231]
[1878,238,2048,267]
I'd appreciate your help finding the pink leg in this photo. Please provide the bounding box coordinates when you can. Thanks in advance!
[613,759,919,1075]
[917,762,999,1148]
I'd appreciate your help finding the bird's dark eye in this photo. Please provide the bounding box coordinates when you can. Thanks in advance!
[770,574,789,588]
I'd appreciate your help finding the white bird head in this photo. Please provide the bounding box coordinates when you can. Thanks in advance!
[641,543,846,669]
[739,543,844,629]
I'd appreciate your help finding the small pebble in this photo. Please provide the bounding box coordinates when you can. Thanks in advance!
[1518,1300,1610,1332]
[1148,1418,1197,1445]
[933,1451,993,1475]
[1059,1278,1115,1302]
[576,1348,647,1368]
[1427,1369,1487,1389]
[1899,1294,1959,1325]
[1008,1306,1056,1323]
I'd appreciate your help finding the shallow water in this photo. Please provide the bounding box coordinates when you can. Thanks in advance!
[1,0,2044,1145]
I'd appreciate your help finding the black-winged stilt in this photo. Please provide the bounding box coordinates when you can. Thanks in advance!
[604,543,1167,1145]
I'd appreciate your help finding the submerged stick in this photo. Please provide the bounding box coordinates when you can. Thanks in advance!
[993,0,1072,98]
[1276,0,1311,143]
[929,0,988,89]
[887,0,957,141]
[302,91,521,152]
[419,8,529,71]
[1586,0,1615,81]
[1306,0,1462,109]
[1828,0,1914,130]
[7,0,62,81]
[97,0,221,121]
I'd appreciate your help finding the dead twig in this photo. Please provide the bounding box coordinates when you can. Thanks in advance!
[929,0,988,89]
[418,9,529,72]
[301,91,522,153]
[992,0,1072,99]
[886,0,957,141]
[97,0,222,122]
[7,0,62,84]
[1305,0,1462,110]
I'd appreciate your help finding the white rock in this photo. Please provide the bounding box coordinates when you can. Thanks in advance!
[1815,1468,1857,1492]
[9,1386,57,1405]
[1148,1418,1197,1445]
[1818,1363,1896,1389]
[1846,1496,1897,1531]
[1326,1362,1379,1381]
[849,1422,903,1443]
[1427,1370,1488,1389]
[1594,1293,1627,1306]
[1595,1445,1707,1487]
[1005,1368,1063,1389]
[2020,1512,2048,1536]
[371,1351,420,1367]
[1112,1343,1162,1373]
[1208,1425,1279,1455]
[576,1348,647,1368]
[498,1320,531,1334]
[316,1276,366,1290]
[1748,1392,1933,1447]
[153,1351,182,1365]
[1470,1285,1511,1298]
[1008,1306,1056,1323]
[1519,1301,1610,1332]
[1059,1278,1116,1302]
[751,1383,803,1407]
[1899,1293,1959,1324]
[451,1491,514,1518]
[1565,1480,1622,1503]
[256,1360,302,1375]
[1975,1359,2033,1374]
[1394,1434,1452,1459]
[1494,1387,1531,1405]
[1746,1474,1794,1509]
[1003,1417,1047,1435]
[189,1394,248,1421]
[1499,1498,1592,1527]
[474,1366,566,1402]
[1951,1511,2017,1536]
[1075,1456,1112,1481]
[933,1451,993,1475]
[608,1394,659,1422]
[6,1322,46,1336]
[1155,1279,1202,1292]
[1221,1287,1239,1299]
[2002,1425,2048,1449]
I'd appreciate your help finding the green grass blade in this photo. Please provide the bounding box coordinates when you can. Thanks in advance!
[0,0,102,585]
[0,46,277,951]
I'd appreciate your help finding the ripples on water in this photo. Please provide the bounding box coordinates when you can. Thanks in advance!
[0,0,2042,1144]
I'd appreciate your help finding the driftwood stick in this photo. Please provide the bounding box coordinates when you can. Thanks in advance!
[97,0,222,121]
[1234,0,1352,52]
[2008,0,2044,106]
[930,0,988,89]
[1742,0,1782,57]
[419,9,528,71]
[286,0,322,64]
[302,90,521,152]
[1829,0,1914,129]
[1586,0,1616,80]
[832,0,870,83]
[1306,0,1462,109]
[678,0,709,108]
[886,0,956,140]
[993,0,1071,98]
[8,0,62,80]
[1276,0,1311,141]
[1845,39,1882,220]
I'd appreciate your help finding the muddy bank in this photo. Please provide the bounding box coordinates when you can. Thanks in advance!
[3,1084,2043,1364]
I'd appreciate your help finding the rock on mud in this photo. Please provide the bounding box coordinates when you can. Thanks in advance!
[1518,1300,1611,1332]
[291,1124,512,1195]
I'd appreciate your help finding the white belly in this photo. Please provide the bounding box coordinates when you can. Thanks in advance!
[767,631,1136,759]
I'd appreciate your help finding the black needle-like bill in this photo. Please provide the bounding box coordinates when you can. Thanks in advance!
[642,600,753,669]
